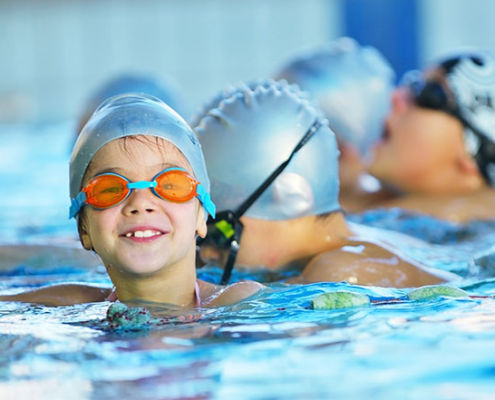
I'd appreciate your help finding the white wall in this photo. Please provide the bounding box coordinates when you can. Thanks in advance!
[418,0,495,66]
[0,0,340,123]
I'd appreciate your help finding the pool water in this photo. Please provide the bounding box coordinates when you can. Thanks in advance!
[1,123,495,399]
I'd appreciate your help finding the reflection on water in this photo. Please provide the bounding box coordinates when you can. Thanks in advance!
[1,280,495,399]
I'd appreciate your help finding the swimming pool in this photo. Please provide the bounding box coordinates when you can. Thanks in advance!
[1,123,495,399]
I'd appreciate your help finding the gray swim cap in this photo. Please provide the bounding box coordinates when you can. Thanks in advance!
[194,80,340,220]
[70,93,214,217]
[86,74,185,116]
[276,37,395,156]
[190,79,313,128]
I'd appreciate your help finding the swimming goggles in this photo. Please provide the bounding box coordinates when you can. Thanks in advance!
[402,70,493,183]
[198,119,322,284]
[70,167,215,219]
[401,70,462,118]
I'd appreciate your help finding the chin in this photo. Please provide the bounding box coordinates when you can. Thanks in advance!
[116,256,167,276]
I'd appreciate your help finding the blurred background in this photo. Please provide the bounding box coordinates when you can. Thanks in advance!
[1,0,495,124]
[1,0,495,243]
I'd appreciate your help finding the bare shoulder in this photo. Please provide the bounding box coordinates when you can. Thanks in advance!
[199,280,265,307]
[300,241,451,288]
[300,246,360,282]
[0,284,112,306]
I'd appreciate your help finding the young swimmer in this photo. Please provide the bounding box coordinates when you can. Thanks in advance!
[275,37,396,212]
[0,94,263,307]
[367,50,495,223]
[193,80,457,288]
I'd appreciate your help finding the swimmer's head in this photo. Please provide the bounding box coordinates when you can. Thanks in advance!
[70,93,214,218]
[77,74,185,135]
[431,51,495,186]
[369,49,495,194]
[193,79,340,220]
[275,37,395,155]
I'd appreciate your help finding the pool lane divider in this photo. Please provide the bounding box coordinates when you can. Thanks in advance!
[311,285,493,310]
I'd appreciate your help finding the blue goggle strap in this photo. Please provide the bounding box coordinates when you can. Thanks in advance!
[196,184,216,218]
[69,191,87,219]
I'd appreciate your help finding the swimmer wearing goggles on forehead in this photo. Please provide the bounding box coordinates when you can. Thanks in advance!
[367,50,495,223]
[0,94,263,308]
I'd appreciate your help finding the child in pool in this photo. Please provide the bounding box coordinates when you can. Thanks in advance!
[274,37,396,213]
[192,80,457,287]
[0,94,263,307]
[366,50,495,223]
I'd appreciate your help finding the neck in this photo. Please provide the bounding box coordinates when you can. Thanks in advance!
[275,212,352,267]
[106,247,198,307]
[308,211,352,250]
[406,164,485,195]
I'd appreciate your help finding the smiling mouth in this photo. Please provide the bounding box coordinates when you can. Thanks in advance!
[122,230,164,239]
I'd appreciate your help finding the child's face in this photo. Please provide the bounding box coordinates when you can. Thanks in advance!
[79,136,206,275]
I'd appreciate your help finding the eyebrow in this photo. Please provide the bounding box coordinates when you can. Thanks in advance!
[90,163,182,179]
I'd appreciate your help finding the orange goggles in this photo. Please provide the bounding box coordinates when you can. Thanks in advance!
[70,167,215,218]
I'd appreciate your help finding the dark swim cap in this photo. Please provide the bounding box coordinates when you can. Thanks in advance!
[439,51,495,186]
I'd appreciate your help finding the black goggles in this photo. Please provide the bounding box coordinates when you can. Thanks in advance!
[402,70,494,185]
[402,71,461,118]
[197,119,322,284]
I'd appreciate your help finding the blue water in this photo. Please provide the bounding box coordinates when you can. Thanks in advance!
[1,123,495,399]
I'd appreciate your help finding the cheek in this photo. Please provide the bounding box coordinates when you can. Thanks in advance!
[85,208,119,246]
[168,202,199,238]
[390,113,445,172]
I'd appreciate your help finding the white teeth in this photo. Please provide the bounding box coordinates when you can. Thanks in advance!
[125,230,161,238]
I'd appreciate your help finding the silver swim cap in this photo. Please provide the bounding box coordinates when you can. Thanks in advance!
[276,37,395,156]
[190,79,313,128]
[70,93,214,218]
[194,80,340,220]
[76,74,186,138]
[87,74,185,116]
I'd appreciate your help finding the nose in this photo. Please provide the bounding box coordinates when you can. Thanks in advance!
[391,87,411,114]
[122,188,158,215]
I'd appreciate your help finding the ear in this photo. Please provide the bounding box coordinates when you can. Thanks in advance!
[195,206,207,238]
[78,215,94,251]
[456,150,480,176]
[391,88,409,114]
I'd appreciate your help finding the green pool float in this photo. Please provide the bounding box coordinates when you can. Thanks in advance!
[311,291,370,310]
[107,302,151,329]
[408,285,469,301]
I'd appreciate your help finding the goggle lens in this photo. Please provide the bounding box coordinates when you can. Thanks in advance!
[401,70,456,115]
[85,174,129,209]
[155,170,198,202]
[413,82,450,111]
